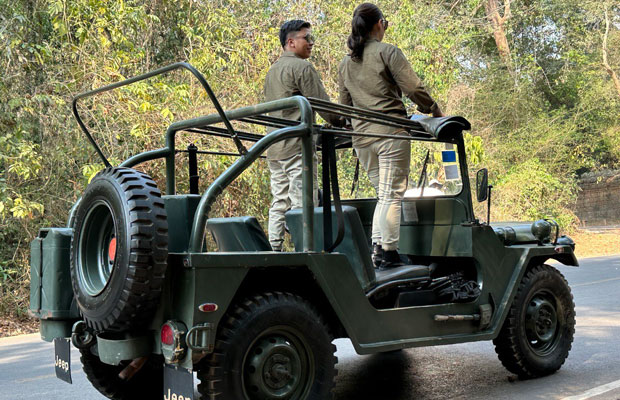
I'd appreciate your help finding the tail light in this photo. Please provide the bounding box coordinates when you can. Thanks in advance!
[161,323,174,345]
[160,320,187,364]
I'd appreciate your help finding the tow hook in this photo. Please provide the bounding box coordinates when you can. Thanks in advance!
[71,320,95,349]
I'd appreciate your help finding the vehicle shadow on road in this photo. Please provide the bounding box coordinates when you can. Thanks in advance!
[334,350,420,399]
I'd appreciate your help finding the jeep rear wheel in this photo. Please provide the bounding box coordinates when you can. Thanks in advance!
[70,167,168,331]
[197,292,337,400]
[493,264,575,379]
[80,348,163,399]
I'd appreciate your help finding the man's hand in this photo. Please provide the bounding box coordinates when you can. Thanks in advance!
[432,106,445,118]
[332,116,349,128]
[324,116,350,129]
[341,117,353,129]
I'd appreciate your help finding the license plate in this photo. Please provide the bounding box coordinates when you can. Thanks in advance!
[53,338,72,384]
[163,364,194,400]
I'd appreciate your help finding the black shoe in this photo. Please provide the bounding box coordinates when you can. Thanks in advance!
[379,250,405,270]
[372,243,383,268]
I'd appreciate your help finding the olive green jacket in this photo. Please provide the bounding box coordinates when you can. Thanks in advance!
[264,51,338,160]
[338,39,438,148]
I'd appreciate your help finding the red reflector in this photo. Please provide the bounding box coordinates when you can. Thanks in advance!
[161,324,174,345]
[198,303,218,313]
[108,238,117,261]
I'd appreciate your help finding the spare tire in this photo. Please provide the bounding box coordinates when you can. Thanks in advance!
[70,167,168,331]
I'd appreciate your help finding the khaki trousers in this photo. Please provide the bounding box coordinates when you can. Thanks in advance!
[268,153,317,250]
[355,138,410,251]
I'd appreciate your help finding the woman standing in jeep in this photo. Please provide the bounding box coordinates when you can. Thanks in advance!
[338,2,444,269]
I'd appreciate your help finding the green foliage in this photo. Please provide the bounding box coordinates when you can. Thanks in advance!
[494,159,578,228]
[0,0,618,322]
[464,133,485,167]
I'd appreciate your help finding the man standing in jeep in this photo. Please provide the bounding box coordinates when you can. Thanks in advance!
[264,19,341,251]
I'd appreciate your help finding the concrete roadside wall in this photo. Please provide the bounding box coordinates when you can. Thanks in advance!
[575,170,620,227]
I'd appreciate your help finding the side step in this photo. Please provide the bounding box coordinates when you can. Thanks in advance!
[434,314,480,322]
[434,304,493,329]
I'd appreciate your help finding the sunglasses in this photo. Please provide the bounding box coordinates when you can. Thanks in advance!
[381,18,389,30]
[297,34,315,44]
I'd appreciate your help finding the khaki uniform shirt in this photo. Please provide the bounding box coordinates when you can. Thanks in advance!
[264,51,338,160]
[338,39,438,148]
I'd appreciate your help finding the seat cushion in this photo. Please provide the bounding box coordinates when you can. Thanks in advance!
[365,264,431,298]
[374,265,430,287]
[206,216,271,252]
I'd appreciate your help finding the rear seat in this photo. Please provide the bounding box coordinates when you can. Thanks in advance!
[206,216,272,252]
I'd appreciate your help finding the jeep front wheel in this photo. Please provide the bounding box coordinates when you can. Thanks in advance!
[493,264,575,379]
[197,292,337,400]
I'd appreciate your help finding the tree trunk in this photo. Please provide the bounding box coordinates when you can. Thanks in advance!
[484,0,513,71]
[603,9,620,98]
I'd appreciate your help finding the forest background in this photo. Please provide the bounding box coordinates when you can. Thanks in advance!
[0,0,618,329]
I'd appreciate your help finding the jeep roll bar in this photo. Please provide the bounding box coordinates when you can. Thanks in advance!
[71,62,473,254]
[118,96,317,253]
[71,61,247,169]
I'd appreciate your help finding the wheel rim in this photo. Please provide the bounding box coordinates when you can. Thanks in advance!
[243,327,313,400]
[77,200,117,296]
[525,290,562,356]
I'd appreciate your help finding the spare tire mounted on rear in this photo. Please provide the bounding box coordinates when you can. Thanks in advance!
[70,167,168,331]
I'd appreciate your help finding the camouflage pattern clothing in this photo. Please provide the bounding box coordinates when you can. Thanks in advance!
[355,138,410,251]
[267,153,318,250]
[338,39,438,251]
[264,51,336,250]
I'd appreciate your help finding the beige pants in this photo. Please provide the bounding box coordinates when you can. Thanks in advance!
[268,153,317,250]
[355,138,410,251]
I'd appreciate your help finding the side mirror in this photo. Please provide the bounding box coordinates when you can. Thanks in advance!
[476,168,488,202]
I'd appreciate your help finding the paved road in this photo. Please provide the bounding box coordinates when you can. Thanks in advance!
[579,225,620,232]
[1,255,619,399]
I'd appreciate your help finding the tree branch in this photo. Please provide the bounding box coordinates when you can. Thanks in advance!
[449,0,462,15]
[602,9,620,98]
[485,0,513,71]
[501,0,511,25]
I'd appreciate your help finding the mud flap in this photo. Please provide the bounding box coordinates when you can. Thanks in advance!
[163,364,194,400]
[54,338,72,384]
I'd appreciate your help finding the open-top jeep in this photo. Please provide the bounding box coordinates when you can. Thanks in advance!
[29,63,577,399]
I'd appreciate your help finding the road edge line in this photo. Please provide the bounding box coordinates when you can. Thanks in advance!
[561,379,620,400]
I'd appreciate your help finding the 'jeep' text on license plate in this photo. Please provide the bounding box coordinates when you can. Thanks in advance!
[53,338,72,384]
[163,364,193,400]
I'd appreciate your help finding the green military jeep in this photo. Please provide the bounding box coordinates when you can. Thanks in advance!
[29,63,577,400]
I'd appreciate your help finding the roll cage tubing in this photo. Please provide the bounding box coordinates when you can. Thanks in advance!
[71,62,473,254]
[72,61,247,166]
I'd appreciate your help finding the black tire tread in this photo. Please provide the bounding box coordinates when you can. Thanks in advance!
[493,264,575,379]
[80,348,163,399]
[197,291,338,400]
[70,167,168,332]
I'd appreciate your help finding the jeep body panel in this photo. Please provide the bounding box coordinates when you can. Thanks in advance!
[345,197,474,257]
[157,230,575,371]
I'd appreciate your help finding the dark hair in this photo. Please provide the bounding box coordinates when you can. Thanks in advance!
[279,20,311,48]
[347,3,382,61]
